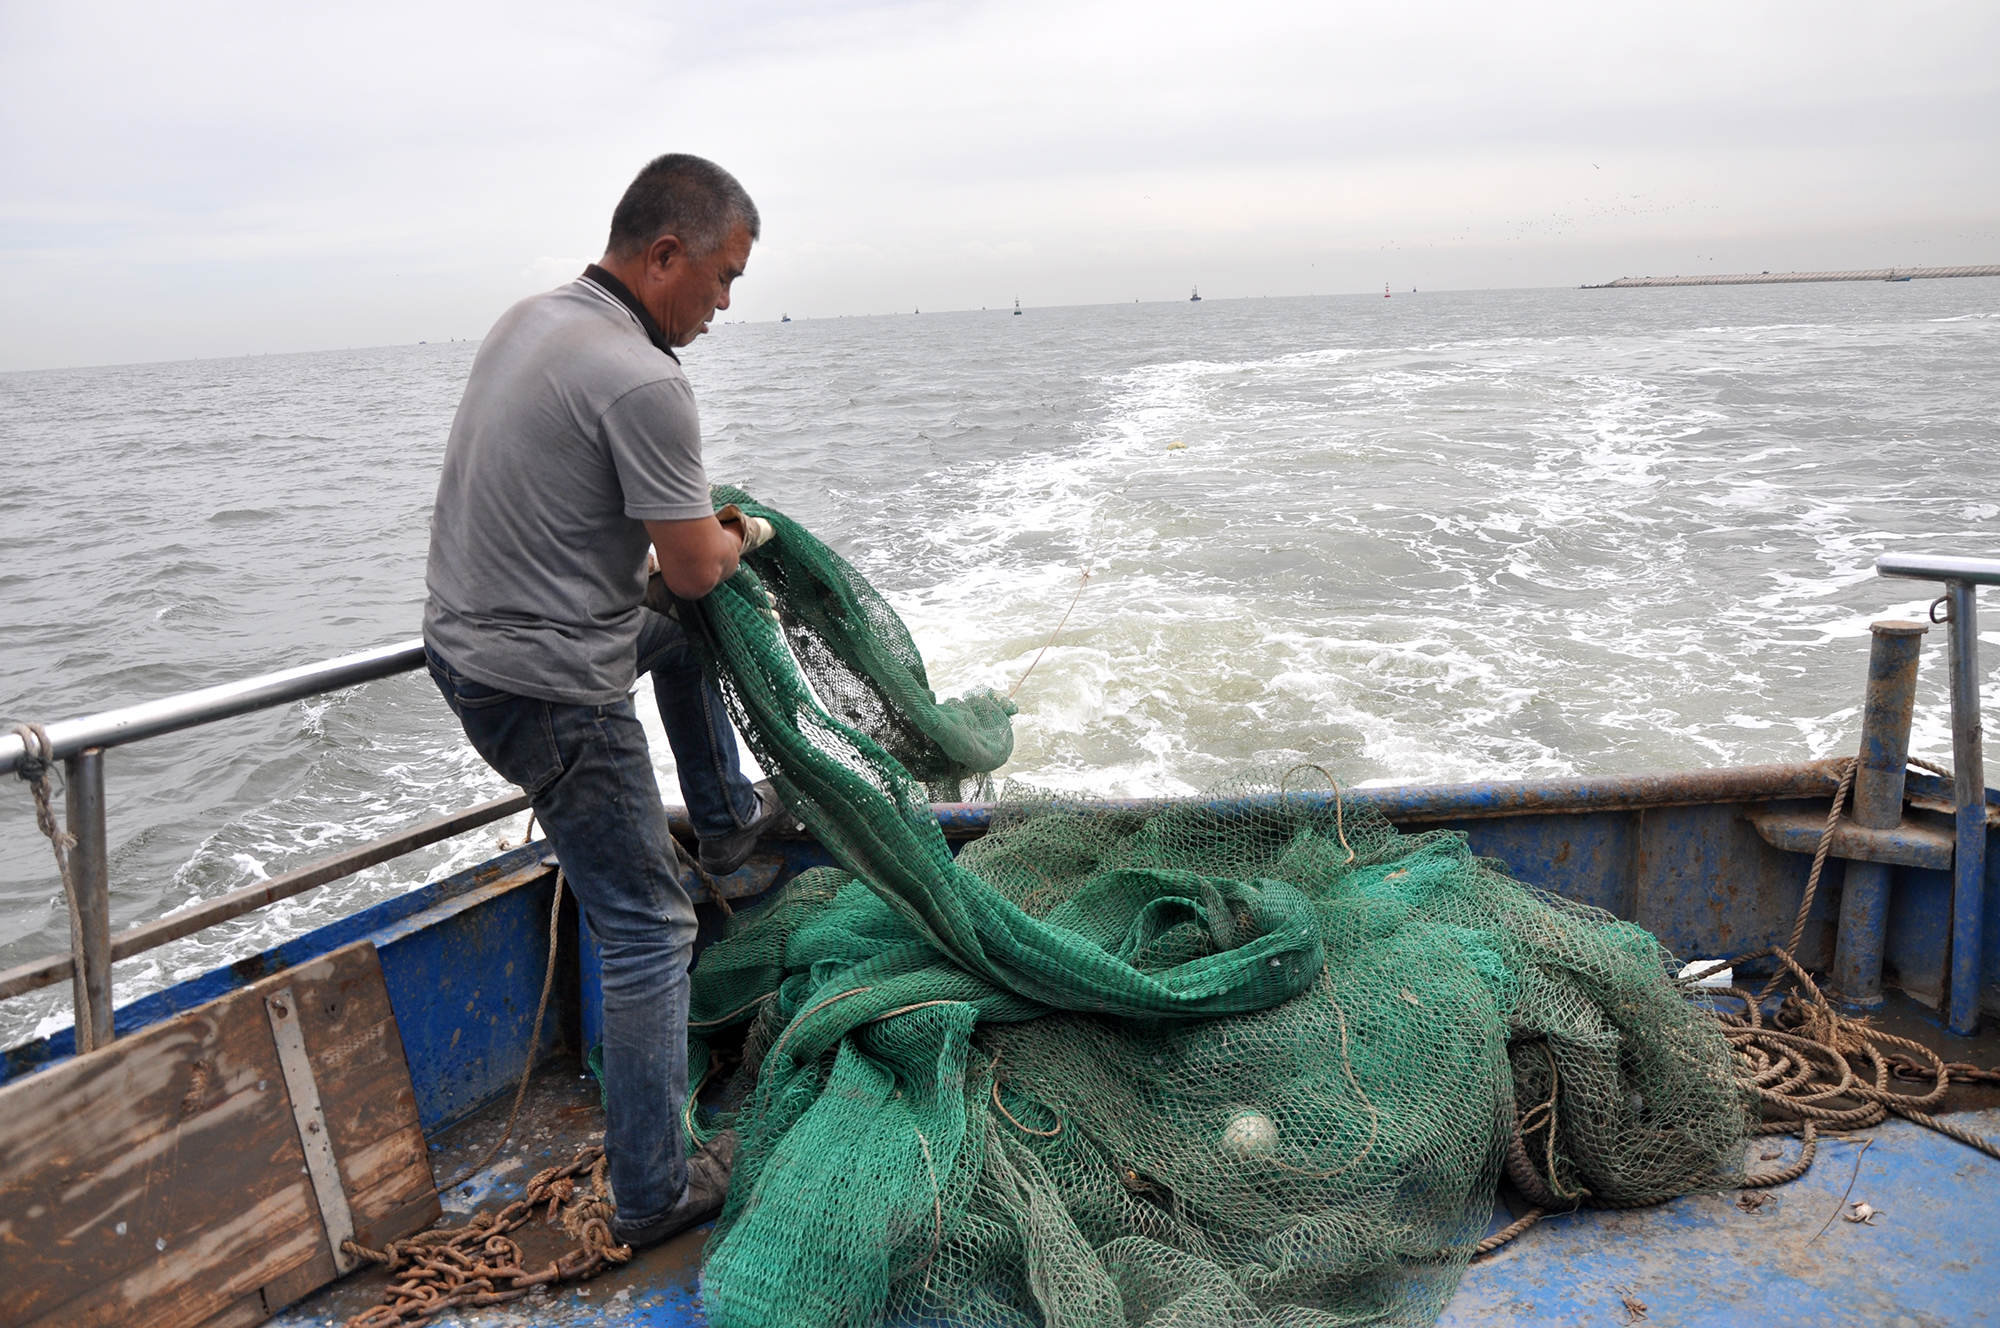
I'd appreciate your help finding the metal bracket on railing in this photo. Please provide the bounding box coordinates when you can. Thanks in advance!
[1877,552,1997,1036]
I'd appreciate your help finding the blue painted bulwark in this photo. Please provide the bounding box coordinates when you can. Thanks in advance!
[9,763,1999,1134]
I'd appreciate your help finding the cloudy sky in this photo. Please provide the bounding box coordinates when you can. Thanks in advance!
[2,0,1996,370]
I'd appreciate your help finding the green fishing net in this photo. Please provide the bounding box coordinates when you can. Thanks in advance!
[673,489,1751,1328]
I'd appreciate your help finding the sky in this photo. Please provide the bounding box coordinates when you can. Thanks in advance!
[2,0,1997,370]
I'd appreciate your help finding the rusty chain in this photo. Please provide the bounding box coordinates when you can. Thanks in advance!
[1886,1052,2000,1086]
[340,1146,629,1326]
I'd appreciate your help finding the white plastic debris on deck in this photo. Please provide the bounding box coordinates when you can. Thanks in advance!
[1678,960,1734,989]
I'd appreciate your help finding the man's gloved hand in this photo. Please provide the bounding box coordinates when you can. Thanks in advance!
[643,571,679,618]
[715,503,775,554]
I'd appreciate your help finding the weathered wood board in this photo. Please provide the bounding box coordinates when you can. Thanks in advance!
[0,940,439,1327]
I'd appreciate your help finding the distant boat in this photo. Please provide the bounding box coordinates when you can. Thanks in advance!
[1013,298,1022,315]
[1385,284,1392,299]
[1190,287,1202,302]
[1885,276,1912,283]
[781,314,791,322]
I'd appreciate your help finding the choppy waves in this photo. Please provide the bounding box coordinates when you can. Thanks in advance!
[3,281,1997,1045]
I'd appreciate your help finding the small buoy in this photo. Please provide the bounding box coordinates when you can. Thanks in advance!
[1166,441,1187,451]
[1220,1109,1279,1158]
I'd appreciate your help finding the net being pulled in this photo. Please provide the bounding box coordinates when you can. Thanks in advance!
[676,490,1751,1328]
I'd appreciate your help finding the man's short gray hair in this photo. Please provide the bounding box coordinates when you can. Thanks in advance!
[606,154,760,260]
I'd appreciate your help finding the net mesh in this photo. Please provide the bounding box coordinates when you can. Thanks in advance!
[675,490,1752,1328]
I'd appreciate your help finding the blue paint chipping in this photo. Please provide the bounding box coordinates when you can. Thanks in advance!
[1447,1110,2000,1326]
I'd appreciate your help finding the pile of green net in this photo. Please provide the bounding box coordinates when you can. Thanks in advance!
[673,489,1751,1328]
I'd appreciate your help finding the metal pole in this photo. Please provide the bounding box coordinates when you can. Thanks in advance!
[1832,620,1927,1007]
[1946,580,1987,1035]
[0,790,533,1002]
[63,748,114,1049]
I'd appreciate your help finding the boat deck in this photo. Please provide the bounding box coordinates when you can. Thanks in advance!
[277,990,2000,1328]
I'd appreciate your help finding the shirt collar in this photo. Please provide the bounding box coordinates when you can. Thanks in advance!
[581,264,680,362]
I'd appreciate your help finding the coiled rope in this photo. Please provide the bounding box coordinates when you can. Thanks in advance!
[1478,752,1998,1259]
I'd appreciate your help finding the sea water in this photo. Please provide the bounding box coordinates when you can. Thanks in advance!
[2,280,1997,1046]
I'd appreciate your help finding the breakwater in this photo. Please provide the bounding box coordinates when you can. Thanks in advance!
[1585,264,2000,289]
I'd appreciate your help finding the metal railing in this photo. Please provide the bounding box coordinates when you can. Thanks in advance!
[1875,552,1996,1035]
[3,556,1991,1048]
[0,639,529,1047]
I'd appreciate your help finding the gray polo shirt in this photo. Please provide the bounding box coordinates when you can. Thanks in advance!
[423,274,714,705]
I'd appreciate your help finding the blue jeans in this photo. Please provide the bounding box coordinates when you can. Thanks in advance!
[634,608,763,841]
[426,610,756,1225]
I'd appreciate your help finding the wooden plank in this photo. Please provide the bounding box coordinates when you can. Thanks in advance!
[0,941,438,1328]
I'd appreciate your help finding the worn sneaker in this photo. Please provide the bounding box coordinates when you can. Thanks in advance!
[611,1129,739,1252]
[699,780,792,876]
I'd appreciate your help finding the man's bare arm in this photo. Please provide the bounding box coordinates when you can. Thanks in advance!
[647,516,743,599]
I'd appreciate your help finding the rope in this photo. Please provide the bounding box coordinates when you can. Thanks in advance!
[1473,1207,1543,1256]
[1737,1122,1819,1187]
[1280,764,1354,864]
[1721,946,1999,1142]
[908,1128,945,1289]
[1884,1100,2000,1162]
[1751,749,1956,1003]
[343,869,602,1326]
[690,990,778,1030]
[991,1076,1065,1138]
[1487,931,2000,1258]
[682,1056,719,1148]
[1004,478,1150,701]
[499,809,539,851]
[439,870,566,1194]
[770,986,872,1058]
[1008,555,1096,700]
[1762,756,1856,993]
[12,724,95,1054]
[1270,983,1379,1180]
[1807,1138,1874,1245]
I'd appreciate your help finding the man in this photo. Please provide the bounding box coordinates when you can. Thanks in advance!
[422,153,786,1248]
